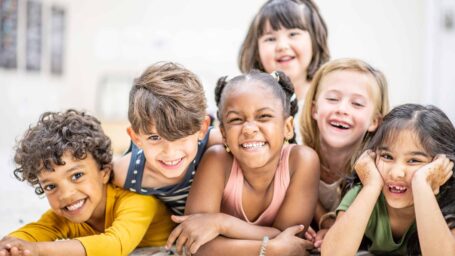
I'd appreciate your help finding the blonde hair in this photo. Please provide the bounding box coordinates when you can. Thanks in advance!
[238,0,329,81]
[300,58,389,171]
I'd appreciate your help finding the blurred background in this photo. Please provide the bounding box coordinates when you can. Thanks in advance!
[1,0,454,236]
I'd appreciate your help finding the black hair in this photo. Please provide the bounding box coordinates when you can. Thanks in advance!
[215,70,298,143]
[14,109,112,195]
[345,104,455,255]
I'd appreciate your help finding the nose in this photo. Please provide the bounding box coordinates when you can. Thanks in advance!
[242,121,258,137]
[276,36,289,51]
[336,99,350,115]
[389,163,406,180]
[161,140,176,154]
[58,182,76,203]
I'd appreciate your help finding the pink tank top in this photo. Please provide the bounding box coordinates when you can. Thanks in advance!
[221,144,293,226]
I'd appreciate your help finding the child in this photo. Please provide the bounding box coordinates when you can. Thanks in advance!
[238,0,329,102]
[300,58,389,249]
[166,71,320,255]
[322,104,455,255]
[0,110,174,256]
[112,62,221,216]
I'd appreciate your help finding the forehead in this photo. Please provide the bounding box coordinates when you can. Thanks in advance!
[223,81,282,109]
[318,70,379,100]
[258,3,307,34]
[38,152,97,180]
[380,129,426,154]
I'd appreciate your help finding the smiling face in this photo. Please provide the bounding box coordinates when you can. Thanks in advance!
[220,81,293,171]
[312,70,379,151]
[258,21,313,86]
[376,129,432,209]
[129,124,205,179]
[38,151,110,226]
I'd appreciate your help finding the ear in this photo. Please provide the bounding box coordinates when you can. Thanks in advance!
[311,101,318,121]
[198,115,211,140]
[127,127,142,147]
[284,116,294,141]
[367,114,380,132]
[100,164,112,184]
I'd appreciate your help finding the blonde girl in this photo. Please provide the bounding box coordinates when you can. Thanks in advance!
[301,58,389,248]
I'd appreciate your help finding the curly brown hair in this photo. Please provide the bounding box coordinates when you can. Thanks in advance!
[13,109,112,195]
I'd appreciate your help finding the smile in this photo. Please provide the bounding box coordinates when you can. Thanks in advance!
[329,120,351,129]
[388,184,407,193]
[65,199,85,212]
[241,142,266,149]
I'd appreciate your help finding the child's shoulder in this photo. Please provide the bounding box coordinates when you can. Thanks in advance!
[112,153,132,187]
[288,144,320,176]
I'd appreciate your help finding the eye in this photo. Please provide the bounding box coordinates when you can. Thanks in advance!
[43,184,56,192]
[380,152,393,160]
[352,102,365,107]
[227,117,243,124]
[261,35,275,43]
[289,31,300,37]
[148,134,161,141]
[71,172,84,181]
[258,114,273,121]
[325,97,339,102]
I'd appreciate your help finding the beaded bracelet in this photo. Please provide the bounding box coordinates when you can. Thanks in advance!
[259,235,269,256]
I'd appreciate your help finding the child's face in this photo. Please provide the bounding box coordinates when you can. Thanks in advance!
[220,82,293,170]
[312,70,379,151]
[130,124,206,179]
[376,130,432,209]
[258,21,312,85]
[38,151,110,225]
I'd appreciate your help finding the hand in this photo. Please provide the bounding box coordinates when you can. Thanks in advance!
[304,227,328,250]
[354,150,383,188]
[413,154,454,194]
[166,213,222,255]
[0,236,37,256]
[269,225,314,256]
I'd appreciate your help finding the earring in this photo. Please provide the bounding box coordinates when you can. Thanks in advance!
[224,144,230,153]
[284,138,289,144]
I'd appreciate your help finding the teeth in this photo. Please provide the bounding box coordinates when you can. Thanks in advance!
[330,121,349,129]
[242,142,265,149]
[389,185,407,192]
[162,159,181,166]
[278,56,293,62]
[66,199,84,211]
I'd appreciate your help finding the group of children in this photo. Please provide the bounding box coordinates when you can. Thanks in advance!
[1,0,454,255]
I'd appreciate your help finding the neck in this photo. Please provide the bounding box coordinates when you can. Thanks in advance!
[319,141,358,182]
[292,76,311,101]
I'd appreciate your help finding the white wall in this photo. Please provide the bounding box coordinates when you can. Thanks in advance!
[1,0,451,235]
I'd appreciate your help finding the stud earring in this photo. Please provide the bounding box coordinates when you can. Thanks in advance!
[284,138,289,144]
[224,144,231,153]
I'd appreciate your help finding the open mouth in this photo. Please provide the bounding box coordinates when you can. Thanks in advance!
[388,184,407,194]
[276,55,295,63]
[160,158,184,167]
[241,141,266,149]
[329,120,350,130]
[64,199,86,212]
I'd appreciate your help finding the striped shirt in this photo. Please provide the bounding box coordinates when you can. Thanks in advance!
[124,127,212,215]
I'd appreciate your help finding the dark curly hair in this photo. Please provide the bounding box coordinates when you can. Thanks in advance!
[13,109,112,195]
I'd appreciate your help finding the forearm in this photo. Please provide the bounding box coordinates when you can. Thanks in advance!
[314,201,327,224]
[322,185,381,256]
[36,240,86,256]
[194,236,282,256]
[219,213,281,239]
[413,176,455,255]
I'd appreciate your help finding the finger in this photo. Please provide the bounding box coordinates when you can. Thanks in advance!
[166,225,182,249]
[175,233,188,255]
[189,239,202,255]
[300,239,315,250]
[442,170,453,185]
[282,225,305,236]
[314,239,322,248]
[9,247,19,256]
[304,232,315,242]
[23,250,31,256]
[366,150,376,159]
[171,215,189,224]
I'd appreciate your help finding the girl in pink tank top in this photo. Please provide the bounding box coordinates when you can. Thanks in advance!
[166,71,320,255]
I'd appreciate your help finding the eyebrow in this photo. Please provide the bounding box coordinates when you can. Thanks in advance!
[39,164,84,184]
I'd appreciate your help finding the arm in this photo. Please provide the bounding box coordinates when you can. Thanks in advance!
[272,145,319,231]
[111,153,131,188]
[412,155,455,255]
[321,150,383,256]
[167,146,281,254]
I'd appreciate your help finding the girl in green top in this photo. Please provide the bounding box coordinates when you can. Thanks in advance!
[322,104,455,255]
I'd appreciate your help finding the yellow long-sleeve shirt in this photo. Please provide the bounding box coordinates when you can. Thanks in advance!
[9,184,174,256]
